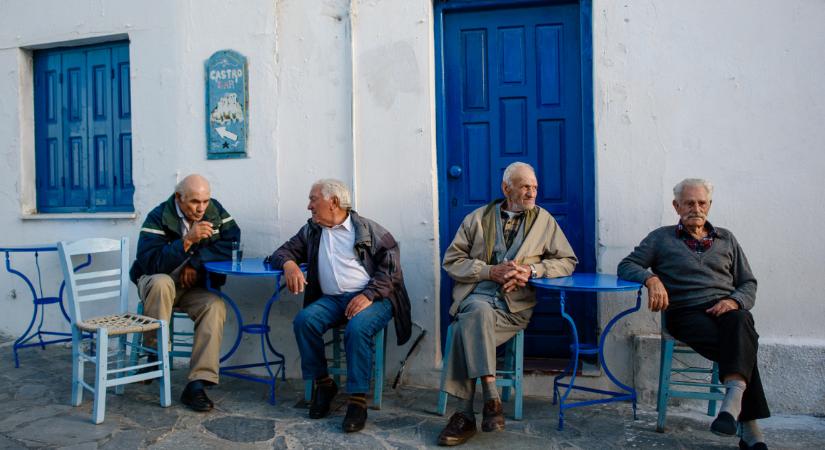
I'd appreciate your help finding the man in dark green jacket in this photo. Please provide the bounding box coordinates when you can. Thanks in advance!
[130,174,240,412]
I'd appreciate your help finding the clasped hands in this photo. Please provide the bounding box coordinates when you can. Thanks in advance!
[490,260,531,293]
[283,260,372,320]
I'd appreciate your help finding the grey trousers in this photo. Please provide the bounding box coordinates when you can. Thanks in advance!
[442,294,532,399]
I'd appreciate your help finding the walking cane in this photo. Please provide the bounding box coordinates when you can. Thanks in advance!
[392,329,427,389]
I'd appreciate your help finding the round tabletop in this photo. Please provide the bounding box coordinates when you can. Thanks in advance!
[529,273,641,292]
[204,258,283,277]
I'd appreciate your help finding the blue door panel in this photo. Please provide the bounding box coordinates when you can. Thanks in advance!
[438,2,595,358]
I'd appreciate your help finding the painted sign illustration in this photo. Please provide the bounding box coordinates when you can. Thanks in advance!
[205,50,248,159]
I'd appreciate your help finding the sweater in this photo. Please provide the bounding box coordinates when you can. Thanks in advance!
[617,225,757,310]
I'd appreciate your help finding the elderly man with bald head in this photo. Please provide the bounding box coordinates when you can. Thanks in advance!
[437,162,577,446]
[618,178,769,450]
[129,174,240,412]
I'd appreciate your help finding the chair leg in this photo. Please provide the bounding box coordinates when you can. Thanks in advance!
[708,362,721,416]
[656,338,675,433]
[332,327,343,387]
[501,338,514,403]
[513,330,524,421]
[158,321,171,407]
[71,326,84,406]
[115,334,127,395]
[436,323,454,416]
[304,380,314,403]
[92,328,109,424]
[129,303,144,374]
[372,328,385,410]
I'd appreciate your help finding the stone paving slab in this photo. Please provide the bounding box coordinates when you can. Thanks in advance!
[1,337,824,449]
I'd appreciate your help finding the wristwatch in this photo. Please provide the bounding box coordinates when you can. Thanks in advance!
[529,264,538,279]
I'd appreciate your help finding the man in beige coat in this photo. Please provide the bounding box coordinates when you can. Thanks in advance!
[437,162,577,446]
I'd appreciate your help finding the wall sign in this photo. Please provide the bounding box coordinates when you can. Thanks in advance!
[205,50,248,159]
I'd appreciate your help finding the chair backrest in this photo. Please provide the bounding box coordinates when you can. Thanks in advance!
[58,237,130,325]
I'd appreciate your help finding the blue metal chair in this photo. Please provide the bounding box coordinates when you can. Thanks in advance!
[656,316,725,432]
[303,325,387,409]
[58,237,171,424]
[436,324,524,420]
[132,303,194,367]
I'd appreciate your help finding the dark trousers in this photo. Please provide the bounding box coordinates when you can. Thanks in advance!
[665,301,770,421]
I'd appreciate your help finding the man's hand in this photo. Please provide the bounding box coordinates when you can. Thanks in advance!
[283,261,307,295]
[180,264,198,289]
[706,298,739,317]
[183,221,215,252]
[345,294,373,319]
[502,264,531,293]
[645,276,670,312]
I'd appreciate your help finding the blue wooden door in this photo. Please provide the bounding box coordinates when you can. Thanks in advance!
[437,1,595,358]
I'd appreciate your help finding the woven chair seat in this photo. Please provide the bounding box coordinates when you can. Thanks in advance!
[77,313,160,335]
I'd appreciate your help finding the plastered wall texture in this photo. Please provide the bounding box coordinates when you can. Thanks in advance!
[0,0,822,414]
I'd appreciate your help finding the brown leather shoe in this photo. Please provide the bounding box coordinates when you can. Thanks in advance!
[437,412,477,446]
[481,399,505,432]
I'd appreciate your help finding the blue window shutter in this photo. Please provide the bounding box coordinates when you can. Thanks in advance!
[34,41,133,213]
[112,44,134,208]
[34,52,65,209]
[87,47,113,209]
[61,49,90,209]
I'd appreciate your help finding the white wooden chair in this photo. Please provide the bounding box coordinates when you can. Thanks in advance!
[58,237,171,424]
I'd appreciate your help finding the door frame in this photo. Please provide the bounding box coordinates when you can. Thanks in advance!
[433,0,596,351]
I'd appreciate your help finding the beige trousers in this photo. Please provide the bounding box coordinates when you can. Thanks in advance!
[138,274,226,384]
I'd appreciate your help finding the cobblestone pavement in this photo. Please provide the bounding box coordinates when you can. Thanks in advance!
[2,337,823,449]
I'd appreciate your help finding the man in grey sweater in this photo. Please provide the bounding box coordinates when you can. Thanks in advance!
[618,178,769,450]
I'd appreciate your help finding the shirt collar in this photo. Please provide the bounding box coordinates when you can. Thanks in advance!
[676,221,717,239]
[328,214,353,231]
[174,200,189,224]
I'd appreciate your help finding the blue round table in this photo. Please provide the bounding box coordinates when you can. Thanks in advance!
[530,273,642,430]
[204,258,288,405]
[1,244,92,367]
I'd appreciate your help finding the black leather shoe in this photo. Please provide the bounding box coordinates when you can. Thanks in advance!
[739,439,768,450]
[437,412,477,446]
[342,403,368,433]
[180,381,214,412]
[309,381,338,419]
[711,411,738,436]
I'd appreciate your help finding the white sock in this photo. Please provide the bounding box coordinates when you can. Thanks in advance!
[720,379,746,419]
[741,420,765,446]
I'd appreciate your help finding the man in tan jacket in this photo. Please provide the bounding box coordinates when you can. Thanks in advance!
[437,162,577,446]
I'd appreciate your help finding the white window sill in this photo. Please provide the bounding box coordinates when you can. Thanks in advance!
[21,212,138,220]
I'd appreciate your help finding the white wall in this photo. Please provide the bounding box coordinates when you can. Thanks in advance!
[0,0,440,381]
[595,0,825,339]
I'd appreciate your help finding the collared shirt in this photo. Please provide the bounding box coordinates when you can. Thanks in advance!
[676,221,717,254]
[500,207,525,250]
[317,215,371,296]
[175,201,193,237]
